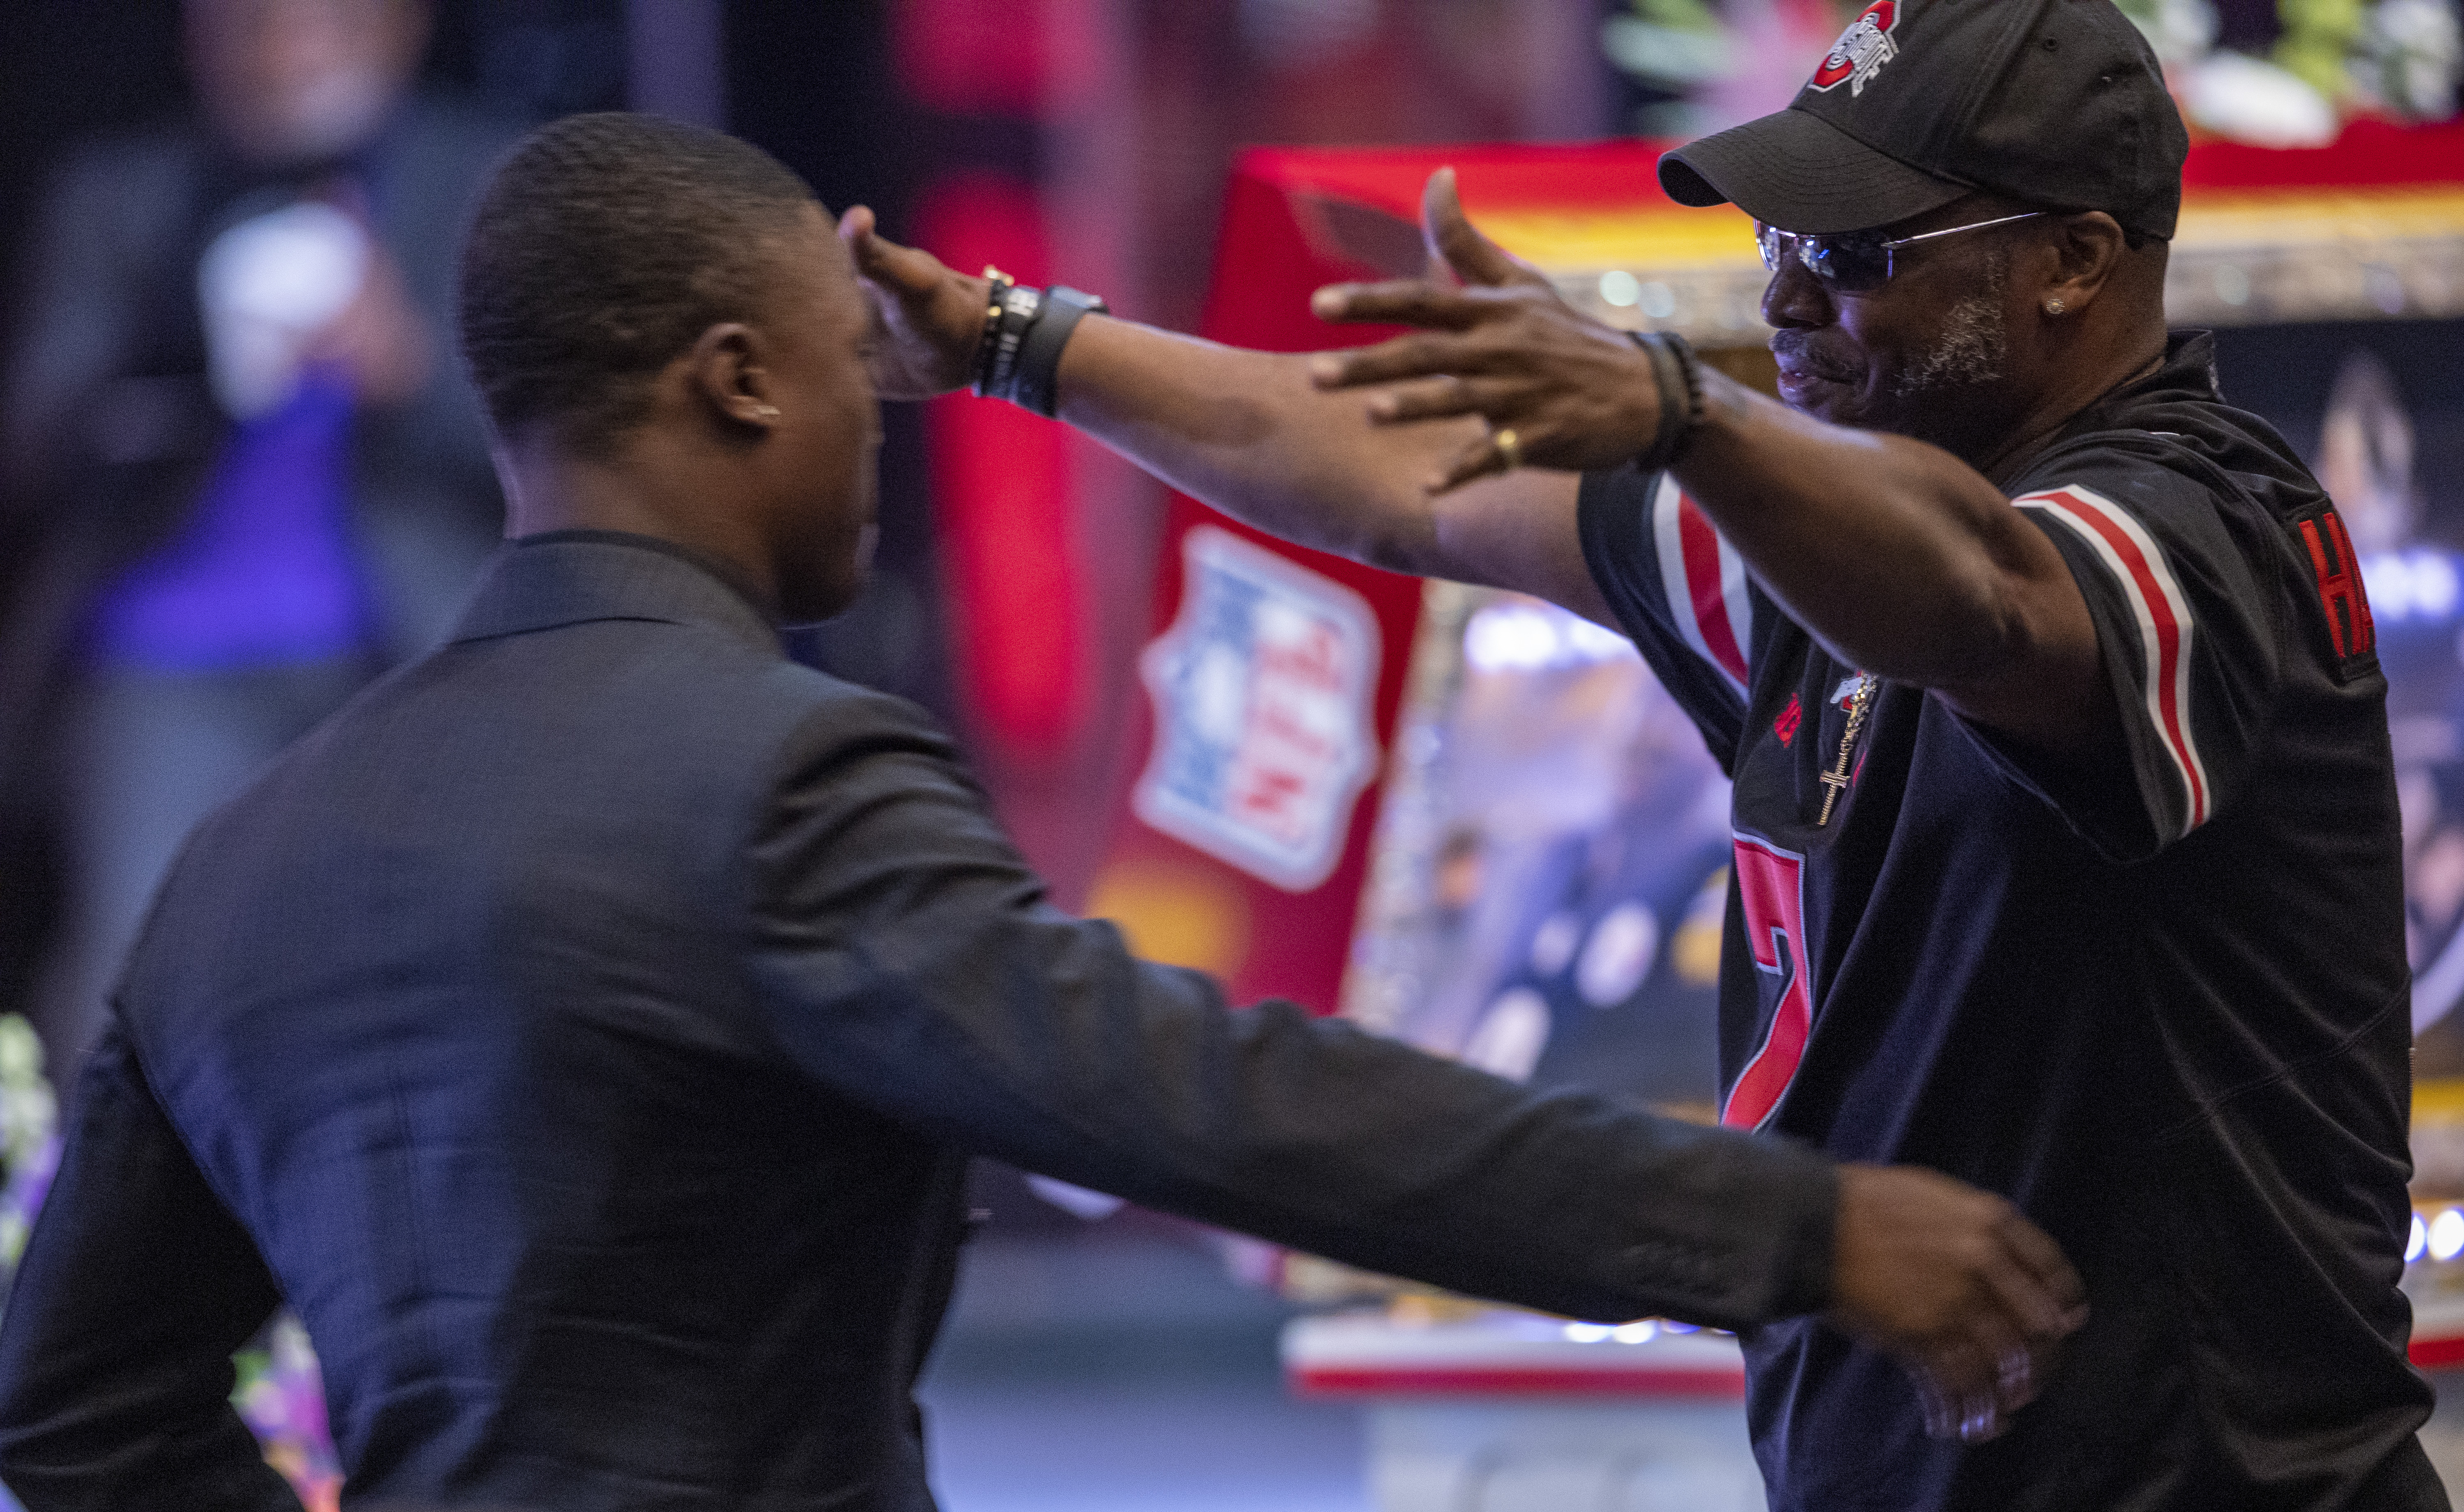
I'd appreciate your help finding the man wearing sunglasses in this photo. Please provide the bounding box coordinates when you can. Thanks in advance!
[850,0,2435,1506]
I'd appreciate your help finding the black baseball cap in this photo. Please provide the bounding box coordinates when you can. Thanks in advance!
[1659,0,2188,239]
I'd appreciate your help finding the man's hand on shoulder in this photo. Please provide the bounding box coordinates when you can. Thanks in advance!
[838,204,987,401]
[1828,1164,2088,1444]
[1306,167,1667,493]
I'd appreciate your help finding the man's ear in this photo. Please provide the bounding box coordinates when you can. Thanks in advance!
[686,322,782,433]
[2038,212,2127,318]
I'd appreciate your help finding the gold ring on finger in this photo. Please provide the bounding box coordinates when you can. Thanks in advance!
[1493,427,1523,470]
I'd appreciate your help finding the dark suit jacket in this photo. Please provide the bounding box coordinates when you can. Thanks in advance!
[0,535,1836,1512]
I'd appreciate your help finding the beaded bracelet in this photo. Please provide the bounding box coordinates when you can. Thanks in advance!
[1629,330,1706,473]
[971,267,1018,397]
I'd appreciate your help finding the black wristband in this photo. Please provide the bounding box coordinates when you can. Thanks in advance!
[1010,286,1108,418]
[1630,331,1705,473]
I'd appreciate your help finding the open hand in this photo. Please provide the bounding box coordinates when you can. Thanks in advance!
[1828,1164,2088,1443]
[1306,167,1667,494]
[838,204,989,401]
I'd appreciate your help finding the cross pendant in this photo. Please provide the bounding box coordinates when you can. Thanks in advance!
[1816,764,1853,826]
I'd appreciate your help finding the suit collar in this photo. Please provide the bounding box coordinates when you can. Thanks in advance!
[451,532,782,656]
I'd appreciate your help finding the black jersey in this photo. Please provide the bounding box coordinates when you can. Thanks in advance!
[1578,334,2442,1512]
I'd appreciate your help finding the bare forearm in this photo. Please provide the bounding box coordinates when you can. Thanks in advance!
[1053,316,1606,615]
[1055,316,1469,573]
[848,208,1601,613]
[1675,372,2089,699]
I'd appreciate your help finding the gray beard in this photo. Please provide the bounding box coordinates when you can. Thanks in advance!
[1894,268,2009,399]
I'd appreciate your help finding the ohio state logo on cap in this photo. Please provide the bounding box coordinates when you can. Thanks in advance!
[1810,0,1900,96]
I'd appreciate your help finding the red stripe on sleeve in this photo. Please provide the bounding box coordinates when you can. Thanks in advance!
[1677,500,1749,688]
[2048,490,2209,826]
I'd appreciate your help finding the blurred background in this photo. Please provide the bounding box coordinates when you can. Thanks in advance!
[0,2,2459,1510]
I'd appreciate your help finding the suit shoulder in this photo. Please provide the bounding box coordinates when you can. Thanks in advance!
[751,661,962,767]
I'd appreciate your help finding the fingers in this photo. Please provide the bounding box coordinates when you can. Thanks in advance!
[1307,331,1503,392]
[837,203,882,271]
[1310,278,1500,332]
[1902,1208,2079,1441]
[1421,167,1547,291]
[838,204,950,299]
[1829,1164,2089,1427]
[1996,1207,2089,1321]
[1358,375,1510,426]
[1975,1225,2081,1347]
[1429,430,1514,496]
[1912,1335,2025,1443]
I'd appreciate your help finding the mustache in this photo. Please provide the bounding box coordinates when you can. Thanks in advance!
[1769,329,1859,381]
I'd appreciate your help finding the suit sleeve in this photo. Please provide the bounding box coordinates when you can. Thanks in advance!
[0,1024,298,1512]
[1577,467,1773,773]
[740,693,1839,1330]
[1973,440,2280,861]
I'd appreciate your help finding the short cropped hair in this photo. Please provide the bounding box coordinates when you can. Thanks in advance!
[458,112,816,453]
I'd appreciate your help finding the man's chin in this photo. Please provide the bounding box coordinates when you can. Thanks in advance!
[1775,374,1859,427]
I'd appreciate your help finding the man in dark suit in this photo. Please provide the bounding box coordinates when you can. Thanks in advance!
[0,115,2081,1511]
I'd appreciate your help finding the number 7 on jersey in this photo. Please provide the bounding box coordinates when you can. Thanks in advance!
[1724,837,1816,1130]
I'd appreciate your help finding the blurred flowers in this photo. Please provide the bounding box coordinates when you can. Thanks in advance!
[2361,0,2464,118]
[2119,0,2459,141]
[0,1018,57,1281]
[233,1315,342,1512]
[0,1019,340,1511]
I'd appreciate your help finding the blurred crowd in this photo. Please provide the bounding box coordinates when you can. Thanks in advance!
[0,0,517,1092]
[1605,0,2462,141]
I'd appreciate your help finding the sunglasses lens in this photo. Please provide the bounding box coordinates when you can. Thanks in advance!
[1801,238,1891,293]
[1756,224,1785,273]
[1757,225,1892,293]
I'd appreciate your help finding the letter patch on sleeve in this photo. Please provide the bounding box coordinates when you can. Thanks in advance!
[2293,505,2379,679]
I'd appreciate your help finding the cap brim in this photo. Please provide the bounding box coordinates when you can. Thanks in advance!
[1659,108,1967,235]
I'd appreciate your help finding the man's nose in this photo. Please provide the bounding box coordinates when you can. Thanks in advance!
[1761,259,1835,330]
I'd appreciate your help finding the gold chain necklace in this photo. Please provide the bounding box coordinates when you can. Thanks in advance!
[1816,673,1878,826]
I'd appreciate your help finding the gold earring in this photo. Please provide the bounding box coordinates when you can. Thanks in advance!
[2043,298,2067,316]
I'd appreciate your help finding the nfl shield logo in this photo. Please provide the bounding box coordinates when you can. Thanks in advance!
[1135,526,1381,892]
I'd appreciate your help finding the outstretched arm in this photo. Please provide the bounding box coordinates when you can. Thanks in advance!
[752,691,2085,1434]
[1308,173,2115,757]
[838,205,1610,623]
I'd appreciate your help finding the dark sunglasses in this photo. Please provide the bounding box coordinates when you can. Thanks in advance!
[1756,211,2045,294]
